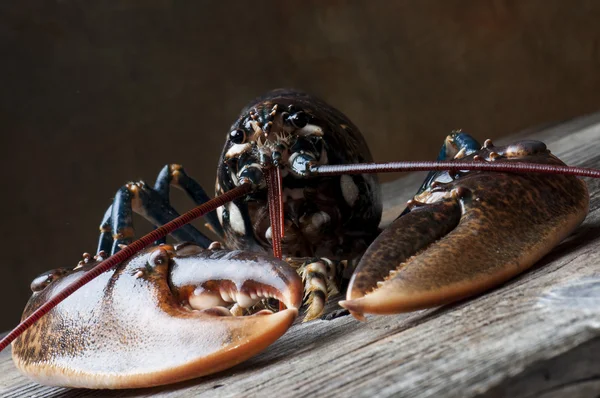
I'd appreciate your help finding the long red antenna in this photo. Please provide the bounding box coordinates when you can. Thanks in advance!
[265,167,284,259]
[0,183,252,353]
[310,161,600,178]
[275,167,285,238]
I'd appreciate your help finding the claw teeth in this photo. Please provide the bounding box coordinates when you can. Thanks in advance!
[229,303,245,316]
[201,285,283,309]
[189,290,228,310]
[190,281,292,313]
[236,291,259,308]
[219,289,234,303]
[376,281,384,288]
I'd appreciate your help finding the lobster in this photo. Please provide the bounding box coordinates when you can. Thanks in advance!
[5,89,599,389]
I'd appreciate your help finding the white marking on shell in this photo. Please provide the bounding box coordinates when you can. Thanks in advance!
[340,175,359,207]
[225,143,251,160]
[239,163,262,174]
[265,226,272,241]
[230,170,238,186]
[297,124,323,136]
[216,206,224,226]
[311,211,330,229]
[228,203,246,235]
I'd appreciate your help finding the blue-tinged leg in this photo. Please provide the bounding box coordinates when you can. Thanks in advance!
[154,164,224,238]
[416,131,481,196]
[401,131,481,216]
[98,182,213,255]
[96,164,223,256]
[97,205,114,254]
[152,167,171,246]
[110,186,136,254]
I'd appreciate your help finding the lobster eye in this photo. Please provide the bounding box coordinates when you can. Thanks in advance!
[287,112,309,129]
[229,129,246,144]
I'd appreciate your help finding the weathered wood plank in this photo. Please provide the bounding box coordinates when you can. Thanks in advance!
[2,113,600,398]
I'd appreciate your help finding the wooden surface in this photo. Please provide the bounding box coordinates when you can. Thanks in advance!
[2,113,600,397]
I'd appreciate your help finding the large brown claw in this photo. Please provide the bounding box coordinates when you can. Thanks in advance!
[13,244,302,389]
[340,140,589,319]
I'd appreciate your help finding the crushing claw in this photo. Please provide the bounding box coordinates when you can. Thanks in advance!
[13,244,302,389]
[340,140,589,319]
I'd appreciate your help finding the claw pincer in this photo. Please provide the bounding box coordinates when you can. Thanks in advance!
[12,244,302,389]
[341,140,589,318]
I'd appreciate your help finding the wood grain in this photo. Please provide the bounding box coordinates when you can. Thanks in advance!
[2,113,600,397]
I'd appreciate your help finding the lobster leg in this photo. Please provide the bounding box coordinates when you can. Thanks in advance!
[97,205,114,254]
[97,183,212,255]
[414,131,481,196]
[400,131,481,217]
[98,164,225,254]
[287,257,345,321]
[153,164,224,237]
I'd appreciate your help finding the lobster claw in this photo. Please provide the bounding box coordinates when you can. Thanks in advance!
[12,244,302,389]
[340,140,589,319]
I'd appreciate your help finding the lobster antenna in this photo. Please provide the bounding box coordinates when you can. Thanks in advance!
[265,167,284,260]
[0,183,252,353]
[310,161,600,178]
[275,167,285,238]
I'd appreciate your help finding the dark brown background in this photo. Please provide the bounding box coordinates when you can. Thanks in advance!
[1,0,600,331]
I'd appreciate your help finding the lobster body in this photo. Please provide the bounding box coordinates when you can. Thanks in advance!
[216,90,382,260]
